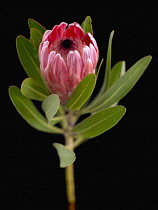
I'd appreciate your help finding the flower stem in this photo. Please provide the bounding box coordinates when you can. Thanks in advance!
[65,134,76,210]
[65,163,76,210]
[63,110,77,210]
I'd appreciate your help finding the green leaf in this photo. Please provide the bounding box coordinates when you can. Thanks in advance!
[53,143,76,168]
[28,18,46,35]
[84,56,152,113]
[81,16,93,35]
[21,78,49,101]
[66,74,96,111]
[42,94,60,123]
[49,116,64,126]
[9,86,62,134]
[96,58,104,78]
[16,35,46,89]
[96,31,114,98]
[73,106,126,139]
[30,28,43,49]
[107,61,126,89]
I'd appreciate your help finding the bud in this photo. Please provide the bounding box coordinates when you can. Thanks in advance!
[39,22,99,104]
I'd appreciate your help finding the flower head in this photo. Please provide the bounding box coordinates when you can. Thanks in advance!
[39,22,99,104]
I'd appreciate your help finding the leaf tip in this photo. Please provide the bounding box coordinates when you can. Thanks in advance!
[28,18,35,26]
[86,15,92,21]
[28,18,32,23]
[8,85,17,93]
[111,30,115,36]
[147,55,152,61]
[8,85,13,96]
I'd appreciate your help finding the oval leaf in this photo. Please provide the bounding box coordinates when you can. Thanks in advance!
[66,74,96,110]
[73,106,126,139]
[16,35,46,89]
[53,143,76,168]
[28,18,46,35]
[9,86,62,134]
[84,56,152,113]
[21,78,49,101]
[42,94,60,123]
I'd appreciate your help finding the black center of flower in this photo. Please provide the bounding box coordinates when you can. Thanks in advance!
[61,39,72,49]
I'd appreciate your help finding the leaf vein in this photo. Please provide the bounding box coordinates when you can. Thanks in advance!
[14,93,61,133]
[89,60,148,112]
[20,38,40,74]
[23,84,47,98]
[75,109,122,134]
[69,76,94,109]
[46,100,59,116]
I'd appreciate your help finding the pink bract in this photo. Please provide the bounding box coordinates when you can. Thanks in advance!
[39,22,99,104]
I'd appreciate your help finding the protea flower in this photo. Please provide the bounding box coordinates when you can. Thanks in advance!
[39,22,99,104]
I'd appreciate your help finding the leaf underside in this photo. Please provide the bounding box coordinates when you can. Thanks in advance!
[53,143,76,168]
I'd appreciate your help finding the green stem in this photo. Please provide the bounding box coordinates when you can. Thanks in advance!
[65,162,76,210]
[63,110,77,210]
[65,134,76,210]
[74,137,84,148]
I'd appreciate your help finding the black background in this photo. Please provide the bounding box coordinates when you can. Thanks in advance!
[1,1,157,210]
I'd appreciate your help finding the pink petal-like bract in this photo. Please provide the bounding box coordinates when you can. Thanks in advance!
[39,22,99,104]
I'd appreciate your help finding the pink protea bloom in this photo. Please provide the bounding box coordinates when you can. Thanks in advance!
[39,22,99,104]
